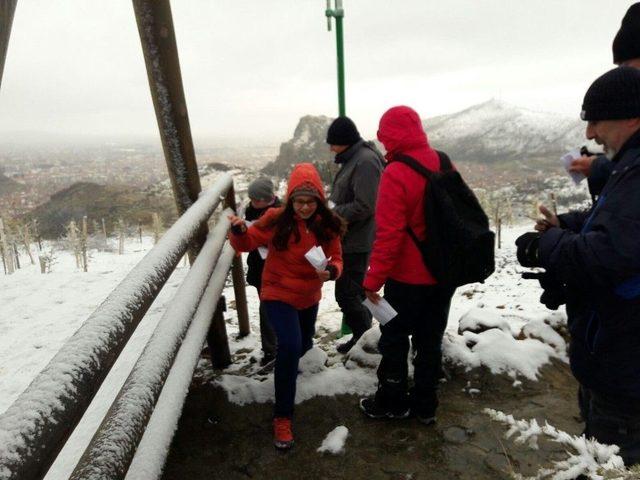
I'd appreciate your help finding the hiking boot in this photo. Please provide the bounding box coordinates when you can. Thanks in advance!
[413,412,436,425]
[359,397,410,419]
[260,353,275,367]
[273,417,294,450]
[336,338,356,354]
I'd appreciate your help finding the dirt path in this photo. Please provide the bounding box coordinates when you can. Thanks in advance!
[162,359,581,480]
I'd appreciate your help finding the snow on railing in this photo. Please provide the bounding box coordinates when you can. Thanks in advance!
[70,213,233,480]
[125,243,235,480]
[0,174,233,480]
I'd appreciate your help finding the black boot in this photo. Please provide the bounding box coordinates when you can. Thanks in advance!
[336,338,356,354]
[359,397,410,419]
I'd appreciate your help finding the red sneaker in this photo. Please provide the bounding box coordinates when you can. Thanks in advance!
[273,417,294,450]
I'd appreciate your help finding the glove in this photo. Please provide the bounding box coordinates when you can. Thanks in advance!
[230,223,247,235]
[515,232,541,268]
[325,264,338,281]
[522,271,565,310]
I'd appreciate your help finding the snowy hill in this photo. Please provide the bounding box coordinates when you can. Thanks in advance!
[262,100,587,181]
[425,99,586,164]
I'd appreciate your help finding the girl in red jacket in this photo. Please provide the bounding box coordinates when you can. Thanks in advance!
[229,163,344,450]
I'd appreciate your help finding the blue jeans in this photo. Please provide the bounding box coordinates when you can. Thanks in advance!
[579,386,640,466]
[264,301,319,418]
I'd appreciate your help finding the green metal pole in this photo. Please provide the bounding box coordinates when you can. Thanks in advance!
[326,0,346,117]
[334,5,345,116]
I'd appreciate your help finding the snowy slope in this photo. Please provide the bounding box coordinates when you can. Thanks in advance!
[0,225,570,478]
[425,99,588,162]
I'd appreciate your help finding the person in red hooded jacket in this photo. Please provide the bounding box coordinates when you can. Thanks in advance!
[359,106,455,424]
[229,163,344,450]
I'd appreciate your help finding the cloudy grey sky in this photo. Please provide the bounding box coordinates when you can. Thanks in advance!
[0,0,635,145]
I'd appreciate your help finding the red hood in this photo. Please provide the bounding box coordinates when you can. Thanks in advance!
[286,163,325,201]
[377,106,437,165]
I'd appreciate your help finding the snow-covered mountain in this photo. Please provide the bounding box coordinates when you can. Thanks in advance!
[424,99,586,163]
[262,100,587,180]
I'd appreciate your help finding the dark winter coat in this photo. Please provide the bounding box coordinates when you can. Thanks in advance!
[330,140,384,254]
[244,197,281,289]
[587,154,614,199]
[539,129,640,401]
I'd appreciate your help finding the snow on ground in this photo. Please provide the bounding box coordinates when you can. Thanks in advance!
[0,237,189,479]
[0,224,568,477]
[317,426,349,455]
[212,224,568,406]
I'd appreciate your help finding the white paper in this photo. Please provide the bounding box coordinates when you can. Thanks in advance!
[328,200,336,209]
[561,150,586,185]
[363,298,398,325]
[258,246,268,259]
[304,245,328,271]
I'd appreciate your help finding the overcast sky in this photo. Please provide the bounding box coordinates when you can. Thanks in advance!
[0,0,635,145]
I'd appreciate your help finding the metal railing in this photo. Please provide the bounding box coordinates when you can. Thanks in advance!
[0,174,249,480]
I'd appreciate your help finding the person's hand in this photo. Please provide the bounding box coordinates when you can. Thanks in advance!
[365,289,381,304]
[569,155,597,177]
[317,269,331,282]
[227,214,247,234]
[535,205,560,232]
[515,232,541,268]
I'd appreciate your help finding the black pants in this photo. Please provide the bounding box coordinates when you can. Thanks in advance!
[375,279,454,415]
[579,386,640,466]
[335,252,372,341]
[256,287,277,358]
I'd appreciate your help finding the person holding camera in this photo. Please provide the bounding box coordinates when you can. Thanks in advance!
[516,66,640,466]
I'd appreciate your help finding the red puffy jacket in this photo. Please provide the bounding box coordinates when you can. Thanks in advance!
[230,163,343,310]
[363,105,443,292]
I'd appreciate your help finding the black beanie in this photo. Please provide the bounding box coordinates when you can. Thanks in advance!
[613,3,640,64]
[326,116,361,146]
[581,66,640,121]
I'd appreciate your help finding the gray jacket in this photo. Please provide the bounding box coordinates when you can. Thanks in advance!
[330,140,384,254]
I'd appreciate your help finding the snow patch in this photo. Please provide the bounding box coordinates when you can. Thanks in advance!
[317,426,349,455]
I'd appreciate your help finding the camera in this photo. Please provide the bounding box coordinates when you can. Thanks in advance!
[522,271,566,310]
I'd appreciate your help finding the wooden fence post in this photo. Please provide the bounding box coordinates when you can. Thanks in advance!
[81,216,88,272]
[22,224,35,265]
[207,296,231,368]
[152,213,161,244]
[0,218,14,274]
[118,219,125,255]
[224,185,250,337]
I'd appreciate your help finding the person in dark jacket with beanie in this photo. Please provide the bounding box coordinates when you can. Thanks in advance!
[359,106,455,423]
[517,67,640,467]
[568,2,640,199]
[245,177,281,365]
[326,116,384,354]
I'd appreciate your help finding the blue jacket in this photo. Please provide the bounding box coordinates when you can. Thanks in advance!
[539,130,640,400]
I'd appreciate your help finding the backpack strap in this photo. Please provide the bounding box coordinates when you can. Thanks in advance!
[394,151,452,176]
[436,150,453,172]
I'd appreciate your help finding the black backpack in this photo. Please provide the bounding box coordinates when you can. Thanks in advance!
[394,152,495,287]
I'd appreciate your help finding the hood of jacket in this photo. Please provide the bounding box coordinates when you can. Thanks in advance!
[286,162,326,201]
[377,105,438,166]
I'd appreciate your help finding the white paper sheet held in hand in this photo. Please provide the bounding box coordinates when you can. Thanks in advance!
[305,245,328,271]
[561,150,586,185]
[363,298,398,325]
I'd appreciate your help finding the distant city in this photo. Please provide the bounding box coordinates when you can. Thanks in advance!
[0,142,277,217]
